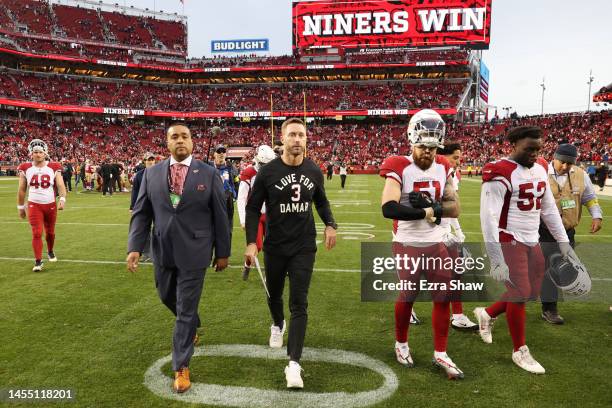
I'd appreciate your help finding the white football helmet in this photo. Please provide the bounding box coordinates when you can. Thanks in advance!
[407,109,445,148]
[254,145,275,170]
[28,139,48,155]
[547,250,591,297]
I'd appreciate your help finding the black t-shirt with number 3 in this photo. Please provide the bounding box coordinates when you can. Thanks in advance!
[245,157,335,255]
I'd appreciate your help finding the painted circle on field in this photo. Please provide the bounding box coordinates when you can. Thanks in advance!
[144,344,398,407]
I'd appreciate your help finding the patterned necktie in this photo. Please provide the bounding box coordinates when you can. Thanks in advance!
[170,163,188,196]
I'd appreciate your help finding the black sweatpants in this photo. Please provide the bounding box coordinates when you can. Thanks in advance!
[264,250,315,362]
[340,175,347,189]
[539,225,575,310]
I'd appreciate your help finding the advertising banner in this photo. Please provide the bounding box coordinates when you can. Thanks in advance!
[293,0,492,50]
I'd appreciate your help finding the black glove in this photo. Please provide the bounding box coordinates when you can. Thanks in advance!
[431,202,443,225]
[408,191,435,208]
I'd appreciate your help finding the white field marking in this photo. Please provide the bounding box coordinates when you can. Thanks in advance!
[2,256,612,281]
[2,221,612,239]
[328,190,370,194]
[143,344,398,408]
[0,257,363,273]
[316,223,374,230]
[0,178,19,181]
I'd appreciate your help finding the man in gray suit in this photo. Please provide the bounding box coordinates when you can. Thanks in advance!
[126,123,231,393]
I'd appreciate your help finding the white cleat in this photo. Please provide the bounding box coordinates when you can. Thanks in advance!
[410,310,421,325]
[285,361,304,389]
[474,307,495,344]
[269,320,286,348]
[451,314,478,330]
[395,342,414,367]
[47,251,57,262]
[32,260,43,272]
[512,345,545,374]
[432,353,465,380]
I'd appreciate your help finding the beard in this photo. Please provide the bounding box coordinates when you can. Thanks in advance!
[414,155,434,170]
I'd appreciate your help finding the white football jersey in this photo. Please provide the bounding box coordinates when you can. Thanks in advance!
[380,155,452,245]
[237,165,266,225]
[482,157,551,243]
[18,161,61,204]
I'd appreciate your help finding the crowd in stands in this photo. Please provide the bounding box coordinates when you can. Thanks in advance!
[0,0,186,58]
[0,71,465,112]
[1,111,609,177]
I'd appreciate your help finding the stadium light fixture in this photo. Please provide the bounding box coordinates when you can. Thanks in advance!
[587,70,594,112]
[540,78,546,115]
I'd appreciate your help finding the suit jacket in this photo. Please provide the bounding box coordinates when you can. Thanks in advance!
[127,158,231,270]
[130,168,144,210]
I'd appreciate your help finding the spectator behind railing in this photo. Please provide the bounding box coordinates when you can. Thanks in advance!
[1,111,609,174]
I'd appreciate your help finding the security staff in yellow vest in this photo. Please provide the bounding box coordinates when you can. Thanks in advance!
[539,144,603,324]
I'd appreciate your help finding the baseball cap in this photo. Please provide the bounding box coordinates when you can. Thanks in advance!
[143,152,156,160]
[215,144,227,153]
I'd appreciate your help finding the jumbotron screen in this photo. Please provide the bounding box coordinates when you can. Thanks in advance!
[292,0,493,51]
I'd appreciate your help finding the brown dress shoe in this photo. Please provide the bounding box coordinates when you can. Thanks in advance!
[173,367,191,393]
[541,310,564,325]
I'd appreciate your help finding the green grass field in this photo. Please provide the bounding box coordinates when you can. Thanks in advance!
[1,174,610,407]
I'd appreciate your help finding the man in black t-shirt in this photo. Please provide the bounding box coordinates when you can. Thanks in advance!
[245,118,337,390]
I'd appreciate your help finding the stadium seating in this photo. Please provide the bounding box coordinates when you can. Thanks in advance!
[101,10,154,48]
[0,0,53,35]
[52,5,105,41]
[0,0,187,63]
[1,111,609,173]
[2,72,466,112]
[145,17,186,52]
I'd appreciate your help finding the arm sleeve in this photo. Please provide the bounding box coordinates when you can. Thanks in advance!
[540,180,570,243]
[210,170,231,258]
[381,201,426,221]
[236,180,250,225]
[480,181,507,265]
[245,171,267,244]
[127,169,153,254]
[581,172,603,219]
[313,171,335,226]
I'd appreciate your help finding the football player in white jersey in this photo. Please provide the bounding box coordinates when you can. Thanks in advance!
[475,126,572,374]
[17,139,67,272]
[380,109,464,379]
[237,145,275,280]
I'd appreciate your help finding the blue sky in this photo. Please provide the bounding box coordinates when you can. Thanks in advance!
[111,0,611,115]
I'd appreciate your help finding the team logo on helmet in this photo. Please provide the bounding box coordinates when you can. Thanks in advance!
[28,139,48,155]
[407,109,445,148]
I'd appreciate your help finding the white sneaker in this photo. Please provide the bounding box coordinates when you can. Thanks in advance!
[410,310,421,325]
[451,314,478,330]
[285,361,304,389]
[473,307,495,344]
[394,342,414,367]
[433,352,465,380]
[269,320,285,348]
[512,345,545,374]
[32,260,43,272]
